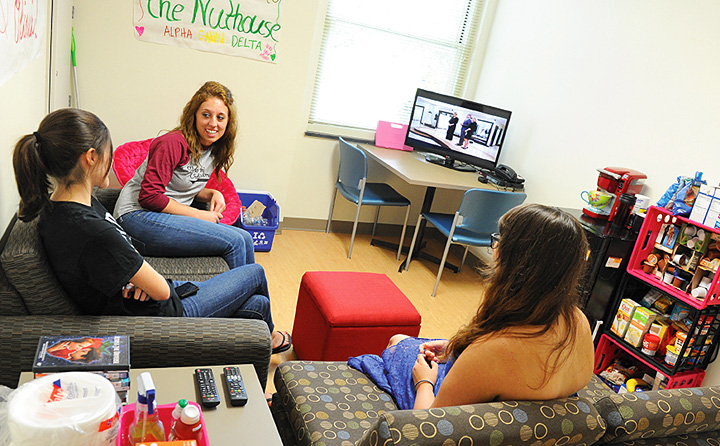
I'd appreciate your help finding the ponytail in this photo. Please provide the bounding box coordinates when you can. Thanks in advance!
[12,108,112,222]
[13,133,52,222]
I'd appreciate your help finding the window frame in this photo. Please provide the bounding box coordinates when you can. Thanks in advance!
[303,0,497,142]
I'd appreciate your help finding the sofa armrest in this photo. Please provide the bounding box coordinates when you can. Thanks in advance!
[358,397,606,446]
[0,316,271,390]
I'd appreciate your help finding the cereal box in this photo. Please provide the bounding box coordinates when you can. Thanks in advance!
[611,299,640,338]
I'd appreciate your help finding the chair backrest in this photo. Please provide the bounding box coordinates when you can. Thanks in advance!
[457,188,527,235]
[337,137,368,192]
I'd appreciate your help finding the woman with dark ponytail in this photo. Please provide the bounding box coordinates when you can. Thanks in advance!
[12,109,291,354]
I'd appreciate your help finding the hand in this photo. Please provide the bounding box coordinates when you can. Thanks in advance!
[197,209,224,224]
[122,283,150,302]
[419,340,449,363]
[209,190,226,214]
[412,353,438,385]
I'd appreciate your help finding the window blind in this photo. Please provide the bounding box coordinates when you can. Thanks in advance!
[309,0,485,132]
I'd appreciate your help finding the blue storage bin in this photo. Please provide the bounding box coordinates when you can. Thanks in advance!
[234,190,279,252]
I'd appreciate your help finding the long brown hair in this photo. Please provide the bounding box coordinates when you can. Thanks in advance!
[12,108,112,222]
[445,204,589,378]
[175,81,237,180]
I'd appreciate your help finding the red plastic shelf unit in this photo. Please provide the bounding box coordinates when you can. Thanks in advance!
[595,334,705,390]
[627,206,720,310]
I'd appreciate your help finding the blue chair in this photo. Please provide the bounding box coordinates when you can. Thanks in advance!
[326,137,411,259]
[404,188,527,296]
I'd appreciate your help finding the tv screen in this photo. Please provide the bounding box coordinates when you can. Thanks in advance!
[404,89,511,171]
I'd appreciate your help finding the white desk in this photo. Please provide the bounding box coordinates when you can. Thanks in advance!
[360,145,488,191]
[360,145,514,271]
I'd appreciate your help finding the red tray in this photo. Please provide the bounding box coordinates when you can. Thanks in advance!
[116,401,209,446]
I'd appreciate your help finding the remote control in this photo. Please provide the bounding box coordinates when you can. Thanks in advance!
[223,366,248,406]
[194,368,221,408]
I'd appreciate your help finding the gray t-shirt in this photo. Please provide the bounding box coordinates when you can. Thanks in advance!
[114,132,215,219]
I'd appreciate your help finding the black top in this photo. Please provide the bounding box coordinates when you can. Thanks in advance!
[38,197,183,317]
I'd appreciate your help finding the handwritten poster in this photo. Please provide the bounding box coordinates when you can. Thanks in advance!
[0,0,46,87]
[134,0,283,63]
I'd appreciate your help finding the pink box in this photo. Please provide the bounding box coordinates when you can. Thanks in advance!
[375,121,412,151]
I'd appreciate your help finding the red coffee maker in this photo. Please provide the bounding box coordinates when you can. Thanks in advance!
[582,167,647,221]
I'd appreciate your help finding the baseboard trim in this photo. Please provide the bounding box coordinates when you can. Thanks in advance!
[279,217,489,269]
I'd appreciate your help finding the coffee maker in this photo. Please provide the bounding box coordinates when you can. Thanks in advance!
[582,167,647,221]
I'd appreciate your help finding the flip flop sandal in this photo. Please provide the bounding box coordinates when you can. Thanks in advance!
[271,331,293,354]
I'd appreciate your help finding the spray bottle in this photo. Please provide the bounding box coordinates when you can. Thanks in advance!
[128,372,166,445]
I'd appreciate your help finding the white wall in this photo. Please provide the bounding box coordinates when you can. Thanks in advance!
[474,1,720,206]
[474,0,720,384]
[0,8,50,228]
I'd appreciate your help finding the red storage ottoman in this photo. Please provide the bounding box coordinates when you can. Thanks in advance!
[291,271,422,361]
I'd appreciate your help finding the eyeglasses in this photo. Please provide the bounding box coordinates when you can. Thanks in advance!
[490,232,500,249]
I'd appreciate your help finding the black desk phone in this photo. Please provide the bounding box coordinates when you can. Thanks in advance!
[480,164,524,188]
[495,164,521,183]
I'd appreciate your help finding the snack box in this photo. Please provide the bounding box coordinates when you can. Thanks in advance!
[611,299,641,338]
[624,306,658,348]
[648,319,671,355]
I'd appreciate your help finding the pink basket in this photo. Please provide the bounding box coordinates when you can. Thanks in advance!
[116,401,209,446]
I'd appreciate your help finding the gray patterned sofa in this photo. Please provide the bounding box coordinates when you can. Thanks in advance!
[272,361,720,446]
[0,189,271,389]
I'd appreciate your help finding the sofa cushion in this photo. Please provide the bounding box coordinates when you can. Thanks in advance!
[144,256,229,282]
[0,217,80,315]
[358,396,606,446]
[595,386,720,444]
[0,216,28,316]
[274,361,398,446]
[576,374,616,403]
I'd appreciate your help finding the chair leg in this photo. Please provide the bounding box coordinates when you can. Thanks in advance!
[459,246,470,273]
[432,237,454,297]
[371,206,381,237]
[404,214,424,271]
[396,205,411,261]
[326,188,338,233]
[348,202,363,259]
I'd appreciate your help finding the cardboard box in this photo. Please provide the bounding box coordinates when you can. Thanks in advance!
[624,306,658,347]
[689,185,720,228]
[611,299,641,338]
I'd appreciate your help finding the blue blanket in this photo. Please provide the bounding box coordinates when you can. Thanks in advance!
[348,337,455,410]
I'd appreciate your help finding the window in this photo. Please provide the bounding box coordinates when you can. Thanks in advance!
[308,0,486,133]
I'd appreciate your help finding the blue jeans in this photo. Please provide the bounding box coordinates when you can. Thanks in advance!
[177,263,274,332]
[118,210,255,269]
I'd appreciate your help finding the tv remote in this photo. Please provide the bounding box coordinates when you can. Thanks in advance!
[223,366,248,406]
[194,368,221,408]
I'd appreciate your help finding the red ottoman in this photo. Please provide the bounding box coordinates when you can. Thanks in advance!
[291,271,422,361]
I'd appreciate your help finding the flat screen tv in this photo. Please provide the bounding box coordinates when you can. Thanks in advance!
[404,88,511,172]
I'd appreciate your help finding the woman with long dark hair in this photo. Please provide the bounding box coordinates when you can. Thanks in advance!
[13,108,291,354]
[350,204,594,409]
[113,81,255,269]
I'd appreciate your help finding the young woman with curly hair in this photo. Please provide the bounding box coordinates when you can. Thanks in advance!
[114,81,255,269]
